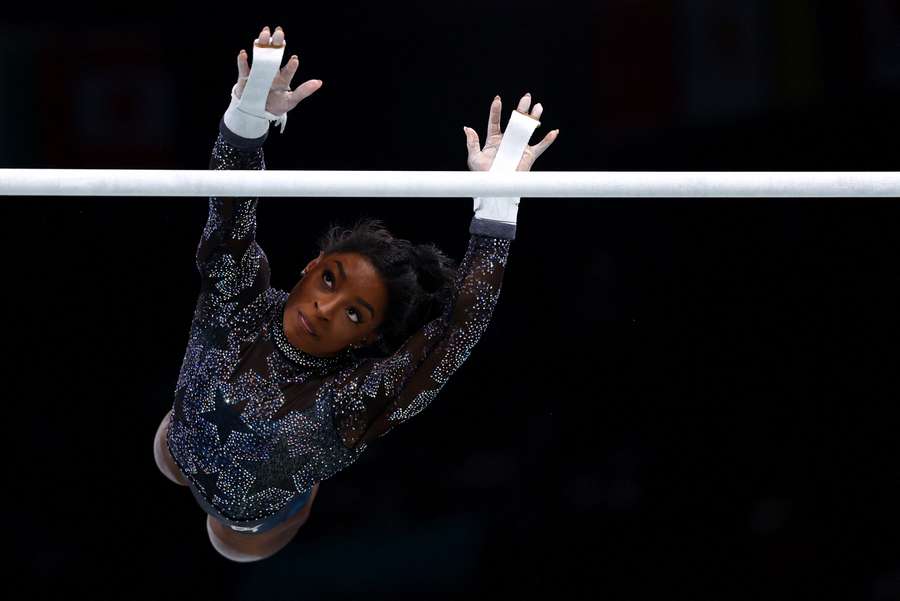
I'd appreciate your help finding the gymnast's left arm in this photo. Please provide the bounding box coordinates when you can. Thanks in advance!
[331,93,559,450]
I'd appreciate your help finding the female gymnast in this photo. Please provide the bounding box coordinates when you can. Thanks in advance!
[153,25,559,562]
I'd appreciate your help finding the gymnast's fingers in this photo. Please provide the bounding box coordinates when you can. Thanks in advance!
[278,54,300,86]
[517,93,532,114]
[487,96,502,139]
[235,50,250,98]
[463,126,481,156]
[257,26,271,46]
[237,49,250,79]
[531,102,543,120]
[271,26,285,47]
[291,79,324,106]
[529,129,560,161]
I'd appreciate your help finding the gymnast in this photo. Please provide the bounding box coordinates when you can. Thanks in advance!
[153,24,559,562]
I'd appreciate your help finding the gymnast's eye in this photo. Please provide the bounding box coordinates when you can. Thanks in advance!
[324,269,361,324]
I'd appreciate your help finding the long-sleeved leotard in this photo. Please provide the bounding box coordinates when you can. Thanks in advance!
[166,116,515,525]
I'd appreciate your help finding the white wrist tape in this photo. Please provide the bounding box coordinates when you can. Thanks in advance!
[473,109,540,224]
[223,39,288,139]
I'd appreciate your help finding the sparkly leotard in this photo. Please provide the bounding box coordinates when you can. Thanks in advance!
[166,117,516,525]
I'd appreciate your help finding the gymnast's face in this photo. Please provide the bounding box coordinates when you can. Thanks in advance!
[283,251,388,357]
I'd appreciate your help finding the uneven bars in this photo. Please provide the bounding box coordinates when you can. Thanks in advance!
[1,169,899,197]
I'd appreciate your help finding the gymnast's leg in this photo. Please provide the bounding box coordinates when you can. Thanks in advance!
[206,483,320,562]
[153,409,189,487]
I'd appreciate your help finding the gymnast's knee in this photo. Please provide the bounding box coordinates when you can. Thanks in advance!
[206,515,291,563]
[154,410,189,487]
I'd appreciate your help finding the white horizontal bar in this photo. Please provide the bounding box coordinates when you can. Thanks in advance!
[1,169,899,197]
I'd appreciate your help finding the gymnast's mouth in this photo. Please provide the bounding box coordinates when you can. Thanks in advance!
[297,310,317,337]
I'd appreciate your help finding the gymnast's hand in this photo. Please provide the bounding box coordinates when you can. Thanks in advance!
[234,25,323,116]
[463,94,559,172]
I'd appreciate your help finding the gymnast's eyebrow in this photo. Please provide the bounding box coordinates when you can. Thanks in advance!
[334,260,376,319]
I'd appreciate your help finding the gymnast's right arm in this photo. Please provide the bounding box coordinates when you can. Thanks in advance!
[195,120,270,304]
[196,26,322,305]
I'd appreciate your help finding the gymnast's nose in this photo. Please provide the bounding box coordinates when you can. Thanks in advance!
[315,297,338,321]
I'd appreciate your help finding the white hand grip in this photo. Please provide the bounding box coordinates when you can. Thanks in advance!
[473,109,540,224]
[490,110,540,172]
[223,40,288,139]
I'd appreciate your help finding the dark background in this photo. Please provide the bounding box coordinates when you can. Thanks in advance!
[3,1,899,599]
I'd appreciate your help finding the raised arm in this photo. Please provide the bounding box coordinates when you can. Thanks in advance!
[195,126,270,303]
[195,26,322,313]
[332,93,559,450]
[330,220,512,450]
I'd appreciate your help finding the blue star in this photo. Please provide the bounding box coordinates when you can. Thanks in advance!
[237,437,311,496]
[192,465,226,500]
[200,387,255,446]
[198,317,233,347]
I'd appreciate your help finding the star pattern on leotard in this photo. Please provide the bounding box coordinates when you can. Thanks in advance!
[168,132,514,523]
[192,465,226,500]
[237,437,310,496]
[200,316,235,348]
[200,386,254,446]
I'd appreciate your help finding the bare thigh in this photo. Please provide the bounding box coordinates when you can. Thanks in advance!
[207,483,320,561]
[154,410,189,487]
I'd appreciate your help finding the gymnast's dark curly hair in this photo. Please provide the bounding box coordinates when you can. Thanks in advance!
[316,216,458,357]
